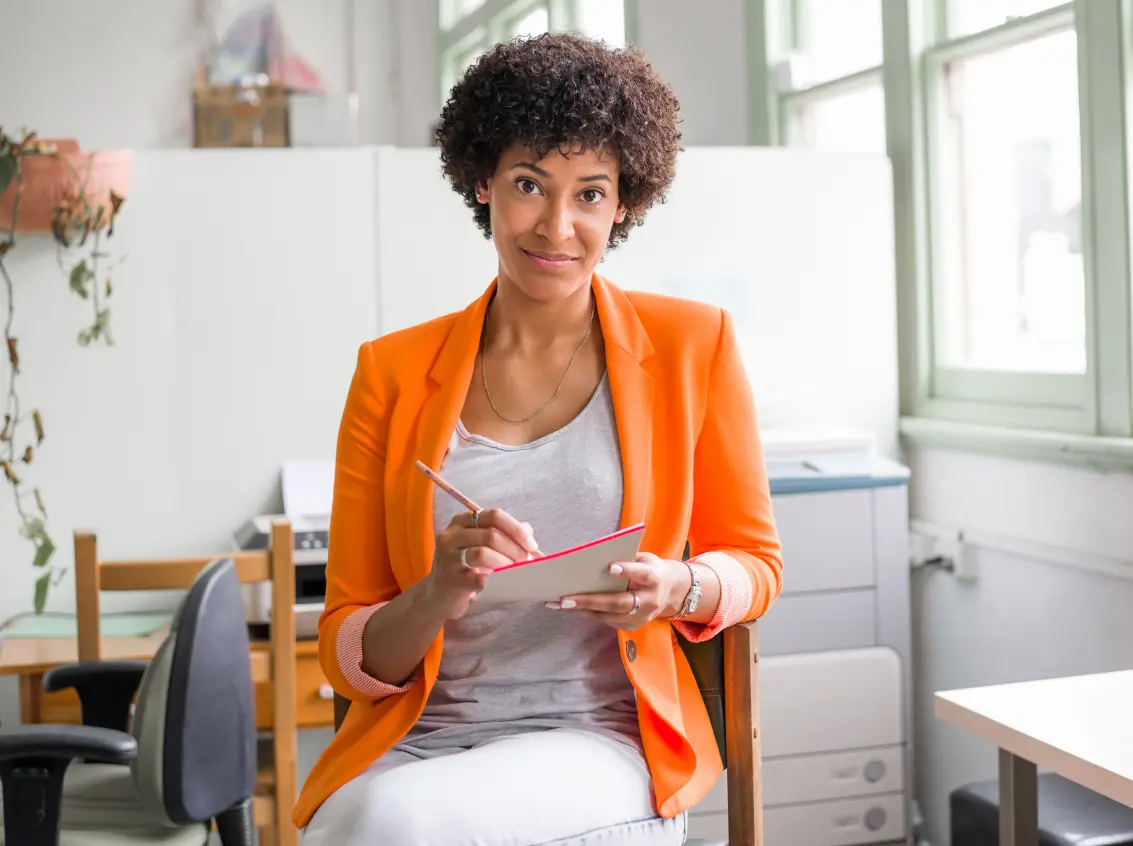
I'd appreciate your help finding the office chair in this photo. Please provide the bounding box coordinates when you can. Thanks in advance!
[332,620,763,846]
[0,557,259,846]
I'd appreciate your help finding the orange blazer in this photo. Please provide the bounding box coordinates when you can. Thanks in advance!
[293,274,783,828]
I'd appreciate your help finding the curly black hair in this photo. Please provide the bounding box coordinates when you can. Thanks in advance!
[434,32,683,249]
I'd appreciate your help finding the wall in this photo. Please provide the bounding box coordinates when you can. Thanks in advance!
[0,0,432,148]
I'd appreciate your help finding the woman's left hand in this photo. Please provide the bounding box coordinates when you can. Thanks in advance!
[547,552,690,632]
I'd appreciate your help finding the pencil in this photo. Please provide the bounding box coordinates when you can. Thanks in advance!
[414,460,482,515]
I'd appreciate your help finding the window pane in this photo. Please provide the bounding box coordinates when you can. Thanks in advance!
[793,0,883,86]
[936,29,1085,374]
[787,81,886,153]
[575,0,626,46]
[507,4,550,38]
[949,0,1067,37]
[441,0,487,31]
[442,30,489,98]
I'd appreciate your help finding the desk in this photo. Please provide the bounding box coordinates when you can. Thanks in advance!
[935,670,1133,846]
[0,633,335,731]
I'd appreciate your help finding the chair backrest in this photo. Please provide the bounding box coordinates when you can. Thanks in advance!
[131,557,257,824]
[72,521,299,840]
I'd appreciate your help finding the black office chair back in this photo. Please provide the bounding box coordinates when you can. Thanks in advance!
[130,557,258,824]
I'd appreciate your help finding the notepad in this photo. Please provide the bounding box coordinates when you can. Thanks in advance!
[474,523,646,604]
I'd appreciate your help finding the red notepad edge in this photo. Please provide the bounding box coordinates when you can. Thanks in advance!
[490,523,646,574]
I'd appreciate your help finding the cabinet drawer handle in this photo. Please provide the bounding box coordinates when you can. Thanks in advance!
[317,684,334,700]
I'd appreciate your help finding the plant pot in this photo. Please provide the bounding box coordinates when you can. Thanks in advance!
[0,139,132,234]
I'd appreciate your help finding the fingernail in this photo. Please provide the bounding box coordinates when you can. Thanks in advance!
[559,599,577,609]
[609,563,623,575]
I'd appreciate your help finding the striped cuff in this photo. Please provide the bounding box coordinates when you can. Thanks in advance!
[671,551,753,643]
[336,603,421,699]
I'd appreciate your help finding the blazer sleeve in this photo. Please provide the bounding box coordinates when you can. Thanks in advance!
[317,341,403,701]
[686,308,784,624]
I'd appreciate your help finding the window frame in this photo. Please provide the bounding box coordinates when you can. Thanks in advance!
[438,0,618,104]
[769,0,887,150]
[748,0,1133,467]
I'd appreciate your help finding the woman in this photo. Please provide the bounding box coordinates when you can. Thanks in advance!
[296,33,783,845]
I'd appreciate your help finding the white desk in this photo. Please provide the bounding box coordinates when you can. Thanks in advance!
[935,670,1133,846]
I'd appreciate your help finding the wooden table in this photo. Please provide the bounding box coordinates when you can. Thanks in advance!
[935,670,1133,846]
[0,632,334,730]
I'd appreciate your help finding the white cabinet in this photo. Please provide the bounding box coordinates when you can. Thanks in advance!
[687,453,914,846]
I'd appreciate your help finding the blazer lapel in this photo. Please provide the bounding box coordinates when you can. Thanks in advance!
[401,281,496,586]
[593,274,656,532]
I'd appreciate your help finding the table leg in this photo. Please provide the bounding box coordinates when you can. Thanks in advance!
[999,747,1039,846]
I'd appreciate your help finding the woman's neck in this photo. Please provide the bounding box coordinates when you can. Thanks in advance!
[486,276,595,355]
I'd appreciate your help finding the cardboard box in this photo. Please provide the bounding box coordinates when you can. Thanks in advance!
[193,83,289,148]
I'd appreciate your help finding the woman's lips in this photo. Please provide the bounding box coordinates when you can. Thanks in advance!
[523,249,578,269]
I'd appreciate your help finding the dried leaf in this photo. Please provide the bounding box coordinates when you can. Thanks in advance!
[2,460,20,485]
[32,409,43,444]
[22,445,32,463]
[109,189,124,217]
[106,277,113,297]
[34,571,50,614]
[34,486,46,518]
[51,207,70,247]
[6,337,17,373]
[1,413,9,442]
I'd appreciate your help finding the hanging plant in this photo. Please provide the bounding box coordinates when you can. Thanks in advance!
[0,129,131,613]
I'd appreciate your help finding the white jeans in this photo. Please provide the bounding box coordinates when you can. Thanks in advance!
[300,728,688,846]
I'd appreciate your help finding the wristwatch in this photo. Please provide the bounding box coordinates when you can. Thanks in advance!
[673,561,702,619]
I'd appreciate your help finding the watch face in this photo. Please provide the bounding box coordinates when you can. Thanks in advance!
[688,589,701,612]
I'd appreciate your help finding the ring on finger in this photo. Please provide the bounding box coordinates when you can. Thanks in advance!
[460,547,470,568]
[471,509,482,528]
[629,591,640,615]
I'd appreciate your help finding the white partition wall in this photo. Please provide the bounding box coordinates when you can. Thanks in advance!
[372,146,899,455]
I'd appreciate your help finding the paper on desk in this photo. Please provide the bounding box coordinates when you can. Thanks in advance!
[474,524,645,604]
[282,460,334,525]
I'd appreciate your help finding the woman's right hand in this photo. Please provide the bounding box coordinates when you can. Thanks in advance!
[423,508,540,620]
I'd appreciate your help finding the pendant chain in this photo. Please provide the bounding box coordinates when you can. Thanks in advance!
[481,300,596,424]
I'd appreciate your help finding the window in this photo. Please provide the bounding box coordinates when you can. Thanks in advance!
[774,0,888,154]
[439,0,627,103]
[749,0,1133,462]
[933,25,1084,376]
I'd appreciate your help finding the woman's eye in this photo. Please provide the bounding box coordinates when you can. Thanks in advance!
[516,178,541,195]
[580,188,604,204]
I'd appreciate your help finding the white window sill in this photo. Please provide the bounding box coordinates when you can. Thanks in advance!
[899,415,1133,472]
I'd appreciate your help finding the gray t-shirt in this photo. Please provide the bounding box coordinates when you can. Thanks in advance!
[396,373,641,755]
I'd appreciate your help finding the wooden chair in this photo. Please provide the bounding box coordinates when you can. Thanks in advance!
[332,621,763,846]
[70,521,299,846]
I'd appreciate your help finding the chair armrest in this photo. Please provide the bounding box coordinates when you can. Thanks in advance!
[0,725,136,846]
[0,724,137,765]
[42,660,148,733]
[723,620,762,846]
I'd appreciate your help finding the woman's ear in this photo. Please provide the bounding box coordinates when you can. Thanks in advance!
[476,181,490,204]
[614,204,628,224]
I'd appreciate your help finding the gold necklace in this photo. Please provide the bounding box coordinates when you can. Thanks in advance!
[481,300,596,424]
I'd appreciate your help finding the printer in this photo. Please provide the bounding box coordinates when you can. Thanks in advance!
[235,461,333,639]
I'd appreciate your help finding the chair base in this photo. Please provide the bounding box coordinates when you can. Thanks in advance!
[215,798,256,846]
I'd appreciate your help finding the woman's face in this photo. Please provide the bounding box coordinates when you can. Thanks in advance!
[478,142,627,304]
